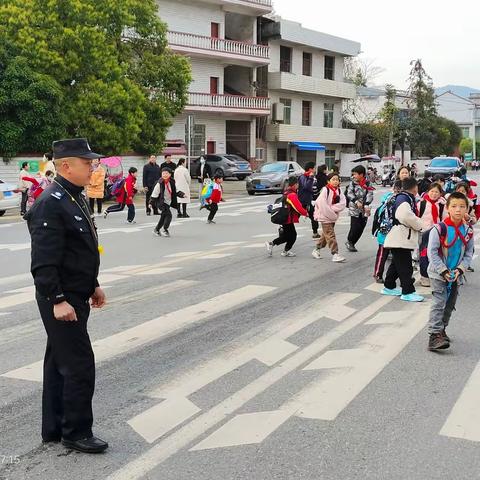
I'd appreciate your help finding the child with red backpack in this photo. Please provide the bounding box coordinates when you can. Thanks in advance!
[201,174,224,224]
[104,167,138,223]
[427,192,474,351]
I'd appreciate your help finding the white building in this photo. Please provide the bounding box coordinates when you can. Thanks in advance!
[436,91,480,146]
[260,18,360,168]
[157,0,273,161]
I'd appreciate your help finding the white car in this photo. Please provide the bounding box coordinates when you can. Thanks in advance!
[0,179,21,216]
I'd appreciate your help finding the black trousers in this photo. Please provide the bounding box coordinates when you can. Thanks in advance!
[145,187,159,215]
[20,191,28,214]
[272,223,297,251]
[384,248,415,295]
[105,202,135,222]
[37,294,95,441]
[206,203,218,221]
[156,204,172,231]
[374,245,390,278]
[88,198,103,214]
[308,205,319,234]
[348,215,368,245]
[177,204,187,216]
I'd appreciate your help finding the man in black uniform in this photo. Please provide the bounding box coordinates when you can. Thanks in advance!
[25,138,108,454]
[142,154,161,216]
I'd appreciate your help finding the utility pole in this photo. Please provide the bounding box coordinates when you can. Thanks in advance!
[473,105,478,161]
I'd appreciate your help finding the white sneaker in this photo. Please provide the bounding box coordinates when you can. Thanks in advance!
[265,241,273,257]
[332,253,346,263]
[281,251,296,257]
[312,248,322,259]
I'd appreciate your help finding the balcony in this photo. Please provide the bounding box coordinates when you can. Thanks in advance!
[269,72,356,100]
[186,92,270,116]
[266,124,356,145]
[167,31,269,65]
[198,0,273,13]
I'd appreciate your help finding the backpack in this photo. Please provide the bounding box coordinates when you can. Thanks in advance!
[111,177,126,196]
[417,178,431,195]
[418,200,445,219]
[200,179,214,204]
[372,193,397,237]
[269,195,290,225]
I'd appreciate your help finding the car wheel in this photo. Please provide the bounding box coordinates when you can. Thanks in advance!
[237,176,246,181]
[0,210,5,217]
[248,191,255,196]
[214,168,224,177]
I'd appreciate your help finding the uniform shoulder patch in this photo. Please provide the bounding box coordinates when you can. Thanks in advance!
[50,190,65,200]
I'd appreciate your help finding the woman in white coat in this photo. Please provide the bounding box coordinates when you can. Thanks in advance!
[174,158,191,218]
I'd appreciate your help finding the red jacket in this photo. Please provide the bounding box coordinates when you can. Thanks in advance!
[284,187,308,224]
[208,183,223,204]
[116,174,136,205]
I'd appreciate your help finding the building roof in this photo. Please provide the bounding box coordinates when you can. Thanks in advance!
[262,17,360,57]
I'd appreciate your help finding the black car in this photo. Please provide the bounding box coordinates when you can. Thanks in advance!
[425,157,463,178]
[190,154,253,180]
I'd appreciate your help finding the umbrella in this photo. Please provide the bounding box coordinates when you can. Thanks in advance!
[352,154,381,163]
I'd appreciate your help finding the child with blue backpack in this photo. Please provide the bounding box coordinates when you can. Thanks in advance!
[427,191,474,351]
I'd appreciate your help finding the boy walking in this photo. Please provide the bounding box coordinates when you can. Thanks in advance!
[382,177,424,302]
[298,162,319,238]
[345,165,374,252]
[104,167,138,223]
[203,174,224,224]
[427,192,474,350]
[151,168,178,237]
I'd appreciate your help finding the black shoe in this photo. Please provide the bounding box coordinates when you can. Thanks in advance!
[163,229,170,237]
[183,214,190,218]
[467,266,474,272]
[177,213,184,218]
[62,436,108,454]
[207,220,216,224]
[345,242,357,252]
[146,211,151,216]
[312,232,320,239]
[428,333,450,351]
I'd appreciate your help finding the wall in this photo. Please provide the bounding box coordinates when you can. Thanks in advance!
[225,12,255,42]
[189,58,225,93]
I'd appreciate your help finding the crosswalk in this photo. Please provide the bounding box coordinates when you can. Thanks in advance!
[1,192,480,479]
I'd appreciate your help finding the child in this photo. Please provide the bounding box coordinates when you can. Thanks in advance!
[312,172,346,262]
[345,165,374,252]
[87,159,106,215]
[418,182,447,286]
[265,177,308,258]
[427,192,474,350]
[203,174,224,224]
[382,177,424,302]
[104,167,138,223]
[372,180,402,283]
[151,168,178,237]
[454,182,478,225]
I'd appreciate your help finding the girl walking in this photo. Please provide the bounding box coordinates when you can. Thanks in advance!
[312,173,346,262]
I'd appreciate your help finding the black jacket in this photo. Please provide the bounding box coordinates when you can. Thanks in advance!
[151,178,179,209]
[160,161,177,173]
[25,176,100,303]
[298,174,315,207]
[143,162,161,188]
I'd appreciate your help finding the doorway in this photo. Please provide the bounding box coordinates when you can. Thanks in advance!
[207,141,216,154]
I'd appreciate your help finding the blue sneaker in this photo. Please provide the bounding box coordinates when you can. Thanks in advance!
[381,287,402,296]
[400,293,424,302]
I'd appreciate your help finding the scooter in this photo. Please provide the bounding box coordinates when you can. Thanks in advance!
[382,170,395,187]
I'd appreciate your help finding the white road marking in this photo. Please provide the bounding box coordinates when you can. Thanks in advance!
[242,243,268,248]
[252,233,277,238]
[440,359,480,442]
[135,268,181,275]
[213,241,247,247]
[110,296,391,479]
[0,243,30,252]
[196,253,234,260]
[101,265,147,273]
[2,285,275,382]
[0,291,34,310]
[0,273,31,288]
[164,251,203,258]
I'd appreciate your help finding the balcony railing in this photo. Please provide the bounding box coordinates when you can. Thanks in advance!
[167,31,269,60]
[240,0,272,5]
[187,92,270,111]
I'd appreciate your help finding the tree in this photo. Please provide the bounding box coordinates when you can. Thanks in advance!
[379,84,399,156]
[0,0,192,156]
[459,138,473,156]
[344,57,385,88]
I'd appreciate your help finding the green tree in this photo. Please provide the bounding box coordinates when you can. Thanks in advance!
[379,84,399,156]
[459,137,473,156]
[0,0,191,156]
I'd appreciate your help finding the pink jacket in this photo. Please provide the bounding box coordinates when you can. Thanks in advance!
[417,197,447,231]
[314,186,346,223]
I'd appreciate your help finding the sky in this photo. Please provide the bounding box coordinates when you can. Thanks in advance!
[272,0,480,90]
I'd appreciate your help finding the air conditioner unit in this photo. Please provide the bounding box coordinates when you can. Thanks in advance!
[272,102,285,122]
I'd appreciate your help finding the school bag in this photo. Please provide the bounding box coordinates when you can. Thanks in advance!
[111,177,126,196]
[418,199,445,220]
[371,193,397,237]
[200,179,214,205]
[269,195,290,225]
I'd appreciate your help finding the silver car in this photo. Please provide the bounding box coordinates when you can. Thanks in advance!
[0,179,21,216]
[246,161,305,195]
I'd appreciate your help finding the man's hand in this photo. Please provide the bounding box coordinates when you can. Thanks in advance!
[355,201,363,208]
[53,301,77,321]
[90,287,106,309]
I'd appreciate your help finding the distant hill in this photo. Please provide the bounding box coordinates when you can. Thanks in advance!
[435,85,480,99]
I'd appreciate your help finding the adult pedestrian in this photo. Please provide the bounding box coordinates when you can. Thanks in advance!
[86,159,105,215]
[174,158,191,218]
[104,167,138,223]
[25,138,108,453]
[298,162,318,238]
[142,155,160,216]
[316,164,328,191]
[151,168,178,237]
[160,154,177,172]
[397,166,410,181]
[19,161,31,216]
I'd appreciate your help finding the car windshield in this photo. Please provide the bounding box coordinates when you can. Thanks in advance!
[430,159,458,168]
[260,163,287,173]
[225,155,245,162]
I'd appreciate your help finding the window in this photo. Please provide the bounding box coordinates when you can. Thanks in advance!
[261,162,287,173]
[303,52,312,76]
[324,103,334,128]
[280,98,291,125]
[325,149,336,169]
[277,149,287,162]
[255,148,264,160]
[280,46,292,73]
[462,127,470,138]
[324,55,335,80]
[191,124,206,156]
[302,101,312,126]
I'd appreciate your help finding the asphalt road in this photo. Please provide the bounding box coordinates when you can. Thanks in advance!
[1,179,480,480]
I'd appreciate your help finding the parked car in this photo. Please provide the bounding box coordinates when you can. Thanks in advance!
[0,179,21,216]
[425,156,463,178]
[190,154,252,180]
[246,161,305,195]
